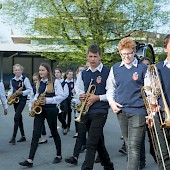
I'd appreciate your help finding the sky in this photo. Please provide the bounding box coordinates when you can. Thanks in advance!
[0,0,169,43]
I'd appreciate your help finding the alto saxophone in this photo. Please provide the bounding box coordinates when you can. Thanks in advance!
[29,89,47,117]
[7,83,23,105]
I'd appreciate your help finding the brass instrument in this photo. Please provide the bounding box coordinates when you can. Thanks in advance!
[148,64,170,128]
[29,88,47,117]
[7,83,23,105]
[141,64,170,170]
[75,79,96,122]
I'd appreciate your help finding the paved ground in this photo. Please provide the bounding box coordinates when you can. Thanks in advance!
[0,105,158,170]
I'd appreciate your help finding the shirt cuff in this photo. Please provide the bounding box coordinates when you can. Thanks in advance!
[46,97,54,104]
[99,94,107,101]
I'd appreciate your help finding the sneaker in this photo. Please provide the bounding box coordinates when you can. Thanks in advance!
[73,133,78,138]
[65,156,78,165]
[52,156,62,164]
[17,136,26,142]
[19,160,33,167]
[39,139,48,144]
[9,138,16,145]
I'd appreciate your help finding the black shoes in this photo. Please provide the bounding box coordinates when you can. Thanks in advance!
[9,138,16,145]
[95,156,101,163]
[52,156,62,164]
[139,163,146,170]
[63,128,68,135]
[17,136,26,142]
[65,156,78,165]
[119,142,127,155]
[19,160,33,167]
[80,145,86,153]
[104,162,114,170]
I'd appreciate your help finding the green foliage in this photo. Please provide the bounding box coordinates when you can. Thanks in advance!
[2,0,168,66]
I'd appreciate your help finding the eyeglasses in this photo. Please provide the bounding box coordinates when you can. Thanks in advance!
[120,51,134,57]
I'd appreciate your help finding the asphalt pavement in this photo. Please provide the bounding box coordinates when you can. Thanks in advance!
[0,105,158,170]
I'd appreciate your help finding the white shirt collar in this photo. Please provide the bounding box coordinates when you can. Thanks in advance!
[86,62,103,72]
[163,58,170,67]
[65,79,74,83]
[13,75,23,81]
[119,57,138,68]
[41,78,48,83]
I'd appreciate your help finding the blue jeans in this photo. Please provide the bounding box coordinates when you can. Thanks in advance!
[117,111,145,170]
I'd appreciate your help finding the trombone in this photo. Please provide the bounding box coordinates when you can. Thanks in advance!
[141,65,170,170]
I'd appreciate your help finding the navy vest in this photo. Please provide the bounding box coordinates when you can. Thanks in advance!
[33,84,36,95]
[113,62,147,115]
[62,80,74,100]
[38,81,56,110]
[82,66,110,114]
[11,76,27,101]
[156,62,170,109]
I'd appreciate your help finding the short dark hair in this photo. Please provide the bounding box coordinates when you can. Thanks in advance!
[164,34,170,48]
[54,68,62,74]
[87,44,101,55]
[140,57,151,64]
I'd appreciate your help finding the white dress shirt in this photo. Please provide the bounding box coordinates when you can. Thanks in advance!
[33,79,65,105]
[59,78,69,99]
[75,62,107,101]
[106,58,139,105]
[8,75,33,97]
[0,82,8,109]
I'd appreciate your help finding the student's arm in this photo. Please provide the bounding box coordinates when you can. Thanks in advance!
[46,79,65,104]
[22,77,33,96]
[0,83,8,115]
[106,67,122,113]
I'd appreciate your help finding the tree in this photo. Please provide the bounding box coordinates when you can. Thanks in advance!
[2,0,168,67]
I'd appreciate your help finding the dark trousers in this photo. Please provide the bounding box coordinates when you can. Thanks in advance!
[63,99,72,128]
[13,101,26,138]
[40,112,67,136]
[154,117,170,170]
[28,109,61,160]
[41,124,46,136]
[117,111,145,170]
[75,119,79,133]
[140,126,146,167]
[81,112,113,170]
[58,112,67,129]
[73,119,87,158]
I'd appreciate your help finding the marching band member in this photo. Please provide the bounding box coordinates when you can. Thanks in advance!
[54,68,69,135]
[65,45,114,170]
[62,70,74,131]
[106,37,147,170]
[30,72,48,144]
[19,63,65,167]
[8,64,32,145]
[145,34,170,170]
[0,82,8,115]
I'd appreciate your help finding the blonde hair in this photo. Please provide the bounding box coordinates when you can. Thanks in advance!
[118,37,136,51]
[13,64,24,72]
[37,63,54,93]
